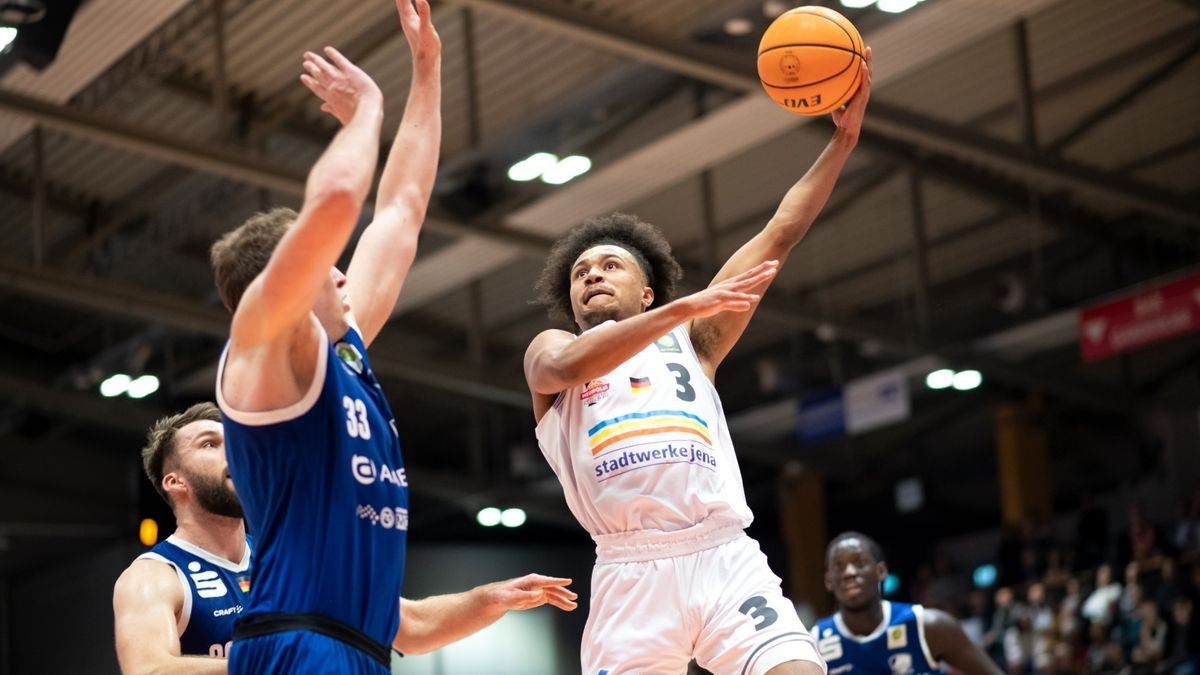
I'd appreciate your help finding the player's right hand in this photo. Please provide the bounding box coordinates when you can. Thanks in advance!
[300,47,383,126]
[683,260,779,319]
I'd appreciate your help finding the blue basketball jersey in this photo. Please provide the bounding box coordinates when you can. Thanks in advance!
[137,534,252,658]
[217,323,408,673]
[815,602,945,675]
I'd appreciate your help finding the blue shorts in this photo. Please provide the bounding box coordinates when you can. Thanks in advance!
[229,630,389,675]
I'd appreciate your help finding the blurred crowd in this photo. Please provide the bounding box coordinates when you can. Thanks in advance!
[917,489,1200,675]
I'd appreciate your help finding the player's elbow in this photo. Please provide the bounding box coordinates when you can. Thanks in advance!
[392,627,436,656]
[306,175,366,219]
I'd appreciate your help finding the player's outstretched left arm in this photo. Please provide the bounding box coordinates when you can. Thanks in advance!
[392,574,577,655]
[343,0,442,347]
[923,608,1005,675]
[689,46,871,377]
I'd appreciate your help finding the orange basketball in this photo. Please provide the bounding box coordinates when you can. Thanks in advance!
[757,6,865,116]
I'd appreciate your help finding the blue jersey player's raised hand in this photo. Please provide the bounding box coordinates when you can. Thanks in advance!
[208,2,572,673]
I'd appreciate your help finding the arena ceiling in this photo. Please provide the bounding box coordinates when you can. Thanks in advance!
[0,0,1197,576]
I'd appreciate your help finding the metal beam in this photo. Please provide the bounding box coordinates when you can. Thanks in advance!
[0,87,308,196]
[0,259,531,409]
[0,373,162,435]
[1047,37,1200,154]
[447,0,1200,230]
[908,170,932,347]
[446,0,754,92]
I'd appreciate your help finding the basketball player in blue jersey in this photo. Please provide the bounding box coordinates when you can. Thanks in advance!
[524,49,873,675]
[208,1,573,672]
[114,403,577,673]
[815,533,1002,675]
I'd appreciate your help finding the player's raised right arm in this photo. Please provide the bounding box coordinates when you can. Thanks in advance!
[230,48,383,345]
[113,561,227,675]
[524,261,779,398]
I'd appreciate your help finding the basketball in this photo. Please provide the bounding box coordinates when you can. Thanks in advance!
[757,6,865,116]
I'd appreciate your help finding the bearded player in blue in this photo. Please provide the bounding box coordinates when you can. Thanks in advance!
[815,533,1001,675]
[209,1,573,672]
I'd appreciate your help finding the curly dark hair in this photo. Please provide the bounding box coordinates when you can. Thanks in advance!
[535,213,683,329]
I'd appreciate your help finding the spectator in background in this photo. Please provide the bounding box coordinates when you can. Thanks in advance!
[1043,548,1072,589]
[985,586,1017,671]
[1083,564,1123,627]
[1165,597,1197,675]
[1130,599,1167,674]
[1157,558,1182,616]
[1128,506,1159,564]
[1025,583,1056,674]
[929,553,970,611]
[961,590,991,649]
[1173,492,1200,554]
[1059,576,1084,642]
[1078,494,1110,570]
[1003,611,1036,675]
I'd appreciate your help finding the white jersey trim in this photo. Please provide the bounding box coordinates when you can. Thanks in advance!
[834,600,892,643]
[164,534,251,573]
[913,603,939,668]
[216,316,329,427]
[137,552,193,637]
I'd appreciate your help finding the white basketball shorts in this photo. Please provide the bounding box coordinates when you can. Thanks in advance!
[581,532,825,675]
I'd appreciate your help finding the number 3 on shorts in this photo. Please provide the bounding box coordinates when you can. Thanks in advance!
[738,595,778,631]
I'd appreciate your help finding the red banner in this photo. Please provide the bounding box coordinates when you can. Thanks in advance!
[1080,272,1200,362]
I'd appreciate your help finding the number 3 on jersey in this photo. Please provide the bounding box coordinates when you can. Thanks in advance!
[343,396,371,439]
[666,363,696,402]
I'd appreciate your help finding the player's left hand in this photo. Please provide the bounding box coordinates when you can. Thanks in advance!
[397,0,441,66]
[300,47,383,126]
[483,574,578,612]
[832,45,871,135]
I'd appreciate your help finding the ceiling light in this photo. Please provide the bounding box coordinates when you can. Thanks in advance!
[952,370,982,391]
[876,0,920,12]
[476,506,502,527]
[139,518,159,547]
[924,369,954,390]
[99,373,131,398]
[0,27,17,53]
[500,507,527,528]
[763,0,790,18]
[126,374,160,399]
[507,152,558,182]
[839,0,877,8]
[541,155,592,185]
[723,17,754,36]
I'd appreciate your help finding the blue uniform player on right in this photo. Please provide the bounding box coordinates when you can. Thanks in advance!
[816,533,1002,675]
[209,1,574,672]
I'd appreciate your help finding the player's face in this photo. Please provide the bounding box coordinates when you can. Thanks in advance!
[313,267,351,337]
[569,245,652,330]
[172,419,243,519]
[826,539,885,611]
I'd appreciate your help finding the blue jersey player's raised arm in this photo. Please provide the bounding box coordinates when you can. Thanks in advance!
[208,2,573,673]
[815,532,1003,675]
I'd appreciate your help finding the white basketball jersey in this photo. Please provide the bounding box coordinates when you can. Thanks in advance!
[535,324,753,538]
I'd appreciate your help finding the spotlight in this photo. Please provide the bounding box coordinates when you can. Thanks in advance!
[540,155,592,185]
[99,373,131,398]
[839,0,877,8]
[876,0,921,12]
[476,507,502,527]
[507,152,558,182]
[924,369,954,390]
[723,17,754,36]
[126,374,160,399]
[952,370,982,391]
[0,27,17,53]
[1,0,84,70]
[500,507,527,528]
[883,574,900,596]
[973,564,998,589]
[139,518,159,546]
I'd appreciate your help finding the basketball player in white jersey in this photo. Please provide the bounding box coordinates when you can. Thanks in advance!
[114,403,577,673]
[524,48,872,675]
